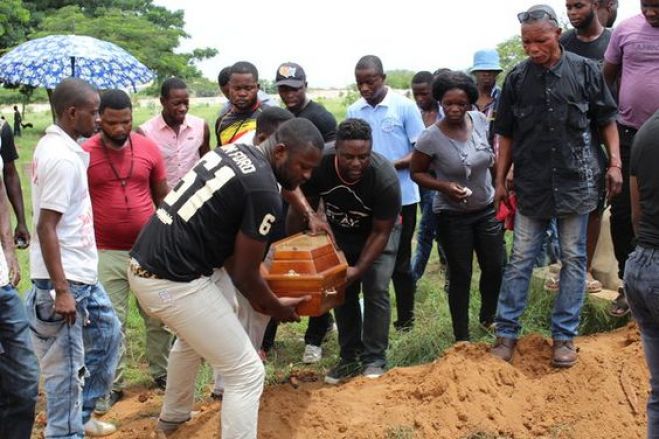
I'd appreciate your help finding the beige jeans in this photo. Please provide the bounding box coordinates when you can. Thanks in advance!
[211,269,270,394]
[128,267,264,438]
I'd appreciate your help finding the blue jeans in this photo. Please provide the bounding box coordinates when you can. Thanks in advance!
[26,280,121,438]
[412,187,443,281]
[624,246,659,439]
[0,284,40,439]
[495,211,588,340]
[334,224,401,367]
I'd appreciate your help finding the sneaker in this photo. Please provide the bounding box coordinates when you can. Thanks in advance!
[324,360,361,385]
[363,365,385,379]
[302,344,322,364]
[83,418,117,436]
[94,390,124,415]
[154,375,167,391]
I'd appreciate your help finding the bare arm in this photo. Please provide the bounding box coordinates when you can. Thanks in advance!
[36,209,76,324]
[199,123,211,157]
[282,187,331,236]
[3,161,29,245]
[150,178,169,206]
[225,231,305,322]
[600,121,623,200]
[602,61,621,93]
[410,150,468,202]
[494,135,514,210]
[0,177,19,285]
[630,175,640,237]
[393,152,413,170]
[347,217,396,285]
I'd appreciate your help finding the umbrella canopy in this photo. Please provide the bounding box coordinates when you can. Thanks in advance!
[0,34,154,91]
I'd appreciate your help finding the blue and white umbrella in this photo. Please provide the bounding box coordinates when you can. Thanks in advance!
[0,34,154,91]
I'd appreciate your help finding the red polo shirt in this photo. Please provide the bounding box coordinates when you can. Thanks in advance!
[83,132,166,250]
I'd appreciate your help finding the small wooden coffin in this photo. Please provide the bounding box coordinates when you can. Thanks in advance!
[261,232,348,316]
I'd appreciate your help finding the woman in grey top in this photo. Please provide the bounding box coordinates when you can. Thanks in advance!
[410,71,504,342]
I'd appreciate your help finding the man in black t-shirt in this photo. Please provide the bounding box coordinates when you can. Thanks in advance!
[275,62,337,142]
[561,0,611,63]
[626,109,659,437]
[0,121,30,247]
[270,62,339,364]
[560,0,613,296]
[128,118,324,438]
[294,118,401,384]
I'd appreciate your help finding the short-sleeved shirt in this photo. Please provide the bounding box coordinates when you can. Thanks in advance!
[0,123,18,163]
[83,133,167,251]
[140,113,206,189]
[494,50,617,219]
[630,109,659,248]
[302,147,401,254]
[293,100,337,142]
[604,14,659,129]
[215,103,262,147]
[416,111,495,213]
[130,143,282,282]
[30,125,98,284]
[347,88,425,206]
[560,29,612,63]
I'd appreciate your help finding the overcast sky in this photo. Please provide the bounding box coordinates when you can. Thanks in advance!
[153,0,639,88]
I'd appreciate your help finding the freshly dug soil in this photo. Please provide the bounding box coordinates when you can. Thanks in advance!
[52,323,649,438]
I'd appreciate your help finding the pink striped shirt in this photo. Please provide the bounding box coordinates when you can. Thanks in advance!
[140,114,206,189]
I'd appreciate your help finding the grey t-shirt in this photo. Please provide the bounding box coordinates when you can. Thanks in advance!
[415,111,494,213]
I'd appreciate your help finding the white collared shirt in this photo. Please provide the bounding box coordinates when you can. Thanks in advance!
[30,124,98,284]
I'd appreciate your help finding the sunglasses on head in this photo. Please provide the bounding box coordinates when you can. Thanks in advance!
[517,10,558,24]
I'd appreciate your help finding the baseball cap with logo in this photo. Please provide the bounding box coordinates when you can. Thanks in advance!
[275,62,306,88]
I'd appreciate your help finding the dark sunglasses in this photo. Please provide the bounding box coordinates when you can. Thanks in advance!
[517,10,558,24]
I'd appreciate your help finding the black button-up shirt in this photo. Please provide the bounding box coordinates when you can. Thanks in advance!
[495,49,617,219]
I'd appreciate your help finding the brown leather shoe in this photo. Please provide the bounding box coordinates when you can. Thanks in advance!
[490,336,517,362]
[552,339,577,368]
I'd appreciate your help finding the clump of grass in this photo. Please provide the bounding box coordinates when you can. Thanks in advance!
[385,424,416,439]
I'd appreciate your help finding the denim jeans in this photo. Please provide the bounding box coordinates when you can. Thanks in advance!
[98,249,172,389]
[393,204,417,329]
[0,284,40,439]
[26,280,121,439]
[334,224,401,367]
[436,205,504,341]
[623,246,659,439]
[412,187,443,281]
[495,211,589,340]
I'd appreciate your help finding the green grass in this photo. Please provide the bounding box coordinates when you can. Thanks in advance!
[10,99,628,398]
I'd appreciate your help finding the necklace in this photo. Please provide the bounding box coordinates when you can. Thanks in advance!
[101,134,134,208]
[334,155,360,186]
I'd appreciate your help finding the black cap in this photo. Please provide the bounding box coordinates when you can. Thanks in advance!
[275,62,306,88]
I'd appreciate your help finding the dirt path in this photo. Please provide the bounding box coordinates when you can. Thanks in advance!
[36,323,648,438]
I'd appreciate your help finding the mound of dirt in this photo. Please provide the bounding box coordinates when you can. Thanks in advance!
[98,323,649,438]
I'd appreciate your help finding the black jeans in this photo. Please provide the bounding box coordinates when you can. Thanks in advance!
[261,313,333,351]
[436,205,504,341]
[610,123,637,280]
[393,204,417,329]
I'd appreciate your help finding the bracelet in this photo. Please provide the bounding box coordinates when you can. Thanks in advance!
[608,164,622,170]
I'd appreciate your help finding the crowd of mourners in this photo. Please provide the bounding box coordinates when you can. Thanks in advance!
[1,1,659,438]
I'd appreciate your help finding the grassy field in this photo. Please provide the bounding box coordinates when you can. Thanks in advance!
[8,99,628,395]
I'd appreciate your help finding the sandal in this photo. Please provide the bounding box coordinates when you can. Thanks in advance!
[585,273,602,293]
[609,290,630,317]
